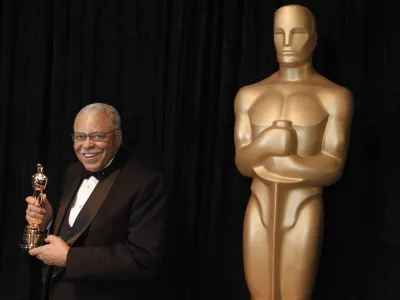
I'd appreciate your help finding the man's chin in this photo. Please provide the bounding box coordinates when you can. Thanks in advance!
[80,160,102,172]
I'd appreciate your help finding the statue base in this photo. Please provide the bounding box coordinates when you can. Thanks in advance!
[20,225,48,250]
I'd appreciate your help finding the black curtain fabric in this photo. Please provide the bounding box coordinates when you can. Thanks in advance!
[0,0,398,299]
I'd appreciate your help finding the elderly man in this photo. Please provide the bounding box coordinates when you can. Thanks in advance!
[26,103,166,300]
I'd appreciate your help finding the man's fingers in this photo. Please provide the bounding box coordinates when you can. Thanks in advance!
[26,204,46,214]
[26,212,44,221]
[29,244,50,256]
[27,212,46,220]
[26,208,46,218]
[26,216,43,224]
[26,197,39,206]
[29,248,39,256]
[45,235,57,243]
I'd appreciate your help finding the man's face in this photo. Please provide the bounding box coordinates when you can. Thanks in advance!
[273,7,316,66]
[73,111,121,172]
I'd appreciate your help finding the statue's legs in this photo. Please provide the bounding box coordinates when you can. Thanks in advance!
[244,192,323,300]
[243,194,271,300]
[280,196,323,300]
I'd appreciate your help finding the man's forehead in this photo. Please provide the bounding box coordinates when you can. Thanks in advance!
[74,111,111,129]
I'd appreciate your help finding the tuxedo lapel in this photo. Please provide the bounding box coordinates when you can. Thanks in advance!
[50,171,83,281]
[66,167,121,246]
[53,173,83,236]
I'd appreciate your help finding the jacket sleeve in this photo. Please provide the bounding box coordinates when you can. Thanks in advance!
[65,171,166,281]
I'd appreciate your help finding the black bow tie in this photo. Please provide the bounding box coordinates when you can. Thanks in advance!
[83,169,103,180]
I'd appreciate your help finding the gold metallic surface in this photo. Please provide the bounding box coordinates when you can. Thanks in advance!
[20,164,49,250]
[31,164,48,208]
[234,5,353,300]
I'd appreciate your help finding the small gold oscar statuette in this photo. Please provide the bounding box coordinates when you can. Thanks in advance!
[20,164,49,250]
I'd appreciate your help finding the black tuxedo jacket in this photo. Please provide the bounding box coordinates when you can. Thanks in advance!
[47,150,166,300]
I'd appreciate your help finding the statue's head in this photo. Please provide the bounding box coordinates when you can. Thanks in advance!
[32,164,48,192]
[274,5,317,67]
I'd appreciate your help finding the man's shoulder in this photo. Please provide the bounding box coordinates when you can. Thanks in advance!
[113,156,164,193]
[122,156,162,180]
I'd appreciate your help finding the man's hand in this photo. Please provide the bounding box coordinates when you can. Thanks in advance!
[26,194,53,228]
[29,235,70,267]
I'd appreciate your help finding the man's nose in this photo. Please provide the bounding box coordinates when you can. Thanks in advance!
[82,137,94,148]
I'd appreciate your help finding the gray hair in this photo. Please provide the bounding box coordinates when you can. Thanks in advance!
[76,103,121,129]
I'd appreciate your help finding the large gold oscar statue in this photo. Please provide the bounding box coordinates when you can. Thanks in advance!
[234,5,353,300]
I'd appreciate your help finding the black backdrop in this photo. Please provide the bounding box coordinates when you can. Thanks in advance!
[0,0,399,299]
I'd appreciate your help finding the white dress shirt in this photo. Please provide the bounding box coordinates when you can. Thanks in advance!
[68,176,99,226]
[68,158,114,226]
